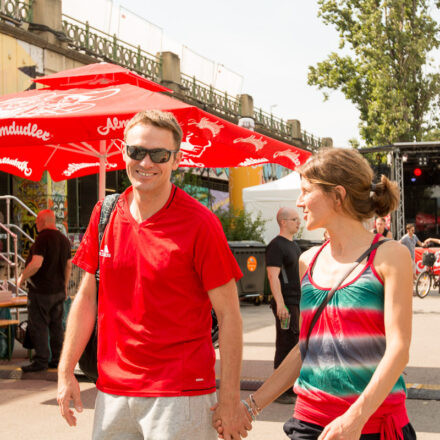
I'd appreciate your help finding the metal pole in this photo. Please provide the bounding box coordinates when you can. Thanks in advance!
[99,140,106,200]
[6,197,10,281]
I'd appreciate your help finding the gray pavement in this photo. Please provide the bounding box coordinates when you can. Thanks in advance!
[1,290,440,439]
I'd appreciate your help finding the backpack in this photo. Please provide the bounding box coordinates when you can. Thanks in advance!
[78,193,120,382]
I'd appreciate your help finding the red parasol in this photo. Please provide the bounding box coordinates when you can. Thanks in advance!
[0,74,310,198]
[34,62,172,93]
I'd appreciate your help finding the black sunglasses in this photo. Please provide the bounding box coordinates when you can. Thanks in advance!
[125,145,177,163]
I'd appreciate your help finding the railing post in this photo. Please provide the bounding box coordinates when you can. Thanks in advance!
[112,33,118,61]
[85,21,90,50]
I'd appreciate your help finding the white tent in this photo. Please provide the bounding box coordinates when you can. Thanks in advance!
[243,172,324,244]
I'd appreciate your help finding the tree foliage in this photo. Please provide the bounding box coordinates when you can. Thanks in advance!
[214,206,267,242]
[308,0,440,146]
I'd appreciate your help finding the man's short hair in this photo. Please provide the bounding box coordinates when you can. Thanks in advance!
[124,110,183,150]
[406,223,415,231]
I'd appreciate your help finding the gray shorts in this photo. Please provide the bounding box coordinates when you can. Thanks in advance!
[92,390,218,440]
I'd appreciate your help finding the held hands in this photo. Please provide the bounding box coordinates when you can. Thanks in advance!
[211,399,253,439]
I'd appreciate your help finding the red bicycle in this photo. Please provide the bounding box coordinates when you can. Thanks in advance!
[415,251,440,298]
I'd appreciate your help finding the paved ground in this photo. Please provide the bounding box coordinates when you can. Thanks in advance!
[1,289,439,439]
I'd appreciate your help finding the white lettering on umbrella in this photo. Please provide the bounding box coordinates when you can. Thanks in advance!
[233,135,267,151]
[179,157,204,167]
[0,122,51,141]
[180,133,211,158]
[238,158,269,166]
[0,88,120,118]
[188,118,224,137]
[97,117,130,135]
[273,150,301,166]
[63,162,118,177]
[0,157,32,176]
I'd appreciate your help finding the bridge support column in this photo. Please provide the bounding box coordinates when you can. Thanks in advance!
[322,137,333,147]
[287,119,302,141]
[31,0,63,45]
[229,95,262,212]
[159,51,181,93]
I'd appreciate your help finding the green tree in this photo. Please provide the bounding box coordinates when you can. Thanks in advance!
[214,206,267,242]
[308,0,440,146]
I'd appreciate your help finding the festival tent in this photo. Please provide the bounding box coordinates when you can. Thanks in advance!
[0,68,311,198]
[242,172,324,243]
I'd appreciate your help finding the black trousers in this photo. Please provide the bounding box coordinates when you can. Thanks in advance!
[283,418,417,440]
[271,298,300,369]
[28,290,65,366]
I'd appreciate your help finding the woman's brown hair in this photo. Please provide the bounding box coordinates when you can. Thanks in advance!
[297,148,399,221]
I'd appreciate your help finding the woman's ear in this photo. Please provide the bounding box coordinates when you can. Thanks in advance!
[334,185,346,207]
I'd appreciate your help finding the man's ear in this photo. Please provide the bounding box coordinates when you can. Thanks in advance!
[172,151,182,170]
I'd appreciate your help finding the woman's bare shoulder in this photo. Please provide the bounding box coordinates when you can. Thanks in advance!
[299,245,322,266]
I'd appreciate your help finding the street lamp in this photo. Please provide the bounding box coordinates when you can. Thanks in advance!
[270,104,278,114]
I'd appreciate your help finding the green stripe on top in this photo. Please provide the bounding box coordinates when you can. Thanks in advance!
[301,274,384,312]
[297,365,406,397]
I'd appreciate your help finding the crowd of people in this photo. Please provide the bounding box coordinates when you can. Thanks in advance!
[16,109,434,439]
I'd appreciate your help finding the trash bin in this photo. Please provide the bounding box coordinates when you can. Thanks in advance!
[295,239,323,253]
[228,241,266,302]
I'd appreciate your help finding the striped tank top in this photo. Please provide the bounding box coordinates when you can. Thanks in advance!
[293,234,409,438]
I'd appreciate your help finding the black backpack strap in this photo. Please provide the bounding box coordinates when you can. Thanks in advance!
[95,193,120,284]
[303,238,391,357]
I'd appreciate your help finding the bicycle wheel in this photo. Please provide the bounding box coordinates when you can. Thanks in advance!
[416,271,432,298]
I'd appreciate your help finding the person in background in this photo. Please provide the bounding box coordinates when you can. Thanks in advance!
[371,216,392,238]
[18,209,72,373]
[400,223,425,280]
[218,148,415,440]
[265,207,302,404]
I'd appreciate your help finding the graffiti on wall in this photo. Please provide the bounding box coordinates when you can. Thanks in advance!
[48,180,68,235]
[13,176,47,257]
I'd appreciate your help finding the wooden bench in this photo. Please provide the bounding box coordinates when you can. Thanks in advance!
[0,319,19,360]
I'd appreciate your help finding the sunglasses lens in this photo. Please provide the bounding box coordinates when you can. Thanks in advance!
[149,149,171,163]
[126,145,147,160]
[126,146,173,163]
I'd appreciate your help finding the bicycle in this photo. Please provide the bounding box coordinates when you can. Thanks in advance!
[415,250,440,298]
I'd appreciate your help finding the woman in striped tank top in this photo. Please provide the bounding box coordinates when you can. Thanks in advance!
[240,148,416,439]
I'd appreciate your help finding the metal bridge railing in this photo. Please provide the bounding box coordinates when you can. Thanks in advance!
[1,5,322,150]
[61,14,162,83]
[0,0,33,24]
[180,73,241,119]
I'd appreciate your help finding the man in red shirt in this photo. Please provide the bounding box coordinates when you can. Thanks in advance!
[57,110,250,439]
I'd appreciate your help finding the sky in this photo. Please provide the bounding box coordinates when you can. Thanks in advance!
[64,0,363,147]
[121,0,360,147]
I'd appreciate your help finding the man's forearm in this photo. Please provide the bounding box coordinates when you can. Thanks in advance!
[268,275,285,307]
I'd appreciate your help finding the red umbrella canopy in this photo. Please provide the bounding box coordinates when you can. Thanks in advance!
[34,62,172,93]
[0,84,311,181]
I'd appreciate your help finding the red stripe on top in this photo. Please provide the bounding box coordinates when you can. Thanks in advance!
[299,307,385,339]
[293,388,408,438]
[305,234,384,291]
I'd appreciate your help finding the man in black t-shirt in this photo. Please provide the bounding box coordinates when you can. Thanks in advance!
[18,209,71,373]
[266,207,302,404]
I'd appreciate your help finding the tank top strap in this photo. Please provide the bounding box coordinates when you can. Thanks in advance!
[366,233,383,266]
[308,240,330,277]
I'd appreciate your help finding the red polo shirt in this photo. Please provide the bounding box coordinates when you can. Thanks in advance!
[73,186,242,397]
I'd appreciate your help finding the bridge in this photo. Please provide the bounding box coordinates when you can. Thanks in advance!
[0,0,330,151]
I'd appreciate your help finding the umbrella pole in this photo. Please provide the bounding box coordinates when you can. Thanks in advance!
[99,141,106,200]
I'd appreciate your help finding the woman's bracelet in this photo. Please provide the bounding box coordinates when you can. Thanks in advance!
[249,394,262,415]
[241,399,256,421]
